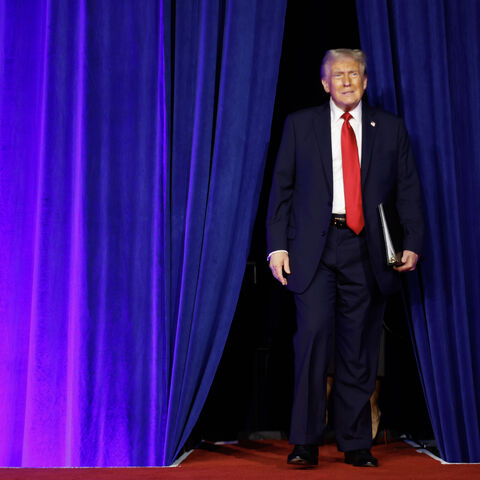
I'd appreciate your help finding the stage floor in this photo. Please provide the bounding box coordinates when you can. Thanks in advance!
[1,440,478,479]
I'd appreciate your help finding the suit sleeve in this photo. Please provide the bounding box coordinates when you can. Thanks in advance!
[395,120,425,256]
[266,115,296,253]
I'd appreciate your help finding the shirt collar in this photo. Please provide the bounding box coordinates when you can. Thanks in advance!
[330,98,363,124]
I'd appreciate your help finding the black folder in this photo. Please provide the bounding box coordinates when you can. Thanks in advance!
[378,203,403,266]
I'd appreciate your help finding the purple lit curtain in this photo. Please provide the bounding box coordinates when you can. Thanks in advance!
[357,0,480,462]
[0,0,286,467]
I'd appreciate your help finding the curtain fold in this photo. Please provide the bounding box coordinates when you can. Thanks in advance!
[357,0,480,462]
[0,0,286,467]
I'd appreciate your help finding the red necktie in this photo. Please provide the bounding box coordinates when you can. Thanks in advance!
[341,112,364,234]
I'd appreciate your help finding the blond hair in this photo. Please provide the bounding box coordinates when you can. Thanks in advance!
[321,49,367,79]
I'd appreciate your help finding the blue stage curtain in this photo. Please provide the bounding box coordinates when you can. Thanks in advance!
[357,0,480,463]
[0,0,286,467]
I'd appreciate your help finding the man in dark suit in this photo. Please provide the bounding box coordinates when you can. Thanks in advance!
[266,49,424,468]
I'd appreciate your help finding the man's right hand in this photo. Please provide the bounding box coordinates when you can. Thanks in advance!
[269,252,291,286]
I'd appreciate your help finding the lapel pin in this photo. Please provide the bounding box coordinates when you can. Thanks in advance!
[370,121,376,127]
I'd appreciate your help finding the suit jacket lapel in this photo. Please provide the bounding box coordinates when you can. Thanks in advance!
[312,104,333,196]
[361,103,377,190]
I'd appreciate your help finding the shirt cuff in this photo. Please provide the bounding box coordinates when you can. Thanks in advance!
[267,250,289,262]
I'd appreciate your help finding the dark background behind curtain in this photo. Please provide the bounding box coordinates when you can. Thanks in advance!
[0,0,286,467]
[357,0,480,462]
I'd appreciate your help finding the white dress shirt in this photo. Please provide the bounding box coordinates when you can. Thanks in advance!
[330,99,362,214]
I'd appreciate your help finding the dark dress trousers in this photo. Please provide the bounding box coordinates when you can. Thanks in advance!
[266,102,424,450]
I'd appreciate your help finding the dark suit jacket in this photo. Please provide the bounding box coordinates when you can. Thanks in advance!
[266,102,424,295]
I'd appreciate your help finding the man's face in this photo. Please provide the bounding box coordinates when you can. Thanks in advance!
[321,57,367,112]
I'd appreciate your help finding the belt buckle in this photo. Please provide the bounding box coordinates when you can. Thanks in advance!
[332,216,345,228]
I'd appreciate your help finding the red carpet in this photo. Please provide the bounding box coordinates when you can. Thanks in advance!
[0,440,478,479]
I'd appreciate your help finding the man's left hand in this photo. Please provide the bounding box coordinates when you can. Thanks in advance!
[393,250,419,272]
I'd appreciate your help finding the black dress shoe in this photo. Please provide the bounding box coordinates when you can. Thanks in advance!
[344,448,378,467]
[287,444,318,466]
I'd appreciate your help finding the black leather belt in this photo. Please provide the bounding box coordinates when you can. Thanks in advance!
[330,214,348,228]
